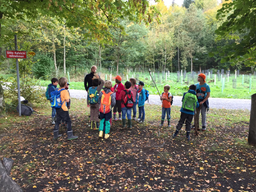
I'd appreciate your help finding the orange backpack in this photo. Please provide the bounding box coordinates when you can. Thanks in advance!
[99,90,113,114]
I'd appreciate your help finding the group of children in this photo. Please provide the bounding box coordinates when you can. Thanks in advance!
[47,72,210,142]
[88,75,147,139]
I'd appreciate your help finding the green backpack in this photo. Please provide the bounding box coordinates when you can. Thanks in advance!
[182,92,197,111]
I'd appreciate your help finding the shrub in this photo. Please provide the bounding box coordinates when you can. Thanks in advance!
[32,54,54,79]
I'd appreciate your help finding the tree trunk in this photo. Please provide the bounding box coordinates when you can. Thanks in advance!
[53,42,57,75]
[248,94,256,145]
[0,12,2,58]
[190,57,193,73]
[63,25,66,75]
[178,47,180,72]
[99,44,101,71]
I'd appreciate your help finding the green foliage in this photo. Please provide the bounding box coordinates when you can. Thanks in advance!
[2,77,45,107]
[182,0,195,8]
[216,0,256,64]
[32,54,54,79]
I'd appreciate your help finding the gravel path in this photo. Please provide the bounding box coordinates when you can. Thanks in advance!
[69,89,251,110]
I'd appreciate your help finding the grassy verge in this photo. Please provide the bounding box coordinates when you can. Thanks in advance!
[1,99,255,191]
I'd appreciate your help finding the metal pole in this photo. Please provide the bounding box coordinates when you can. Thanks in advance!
[15,35,21,116]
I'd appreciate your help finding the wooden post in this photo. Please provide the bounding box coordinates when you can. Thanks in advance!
[248,94,256,145]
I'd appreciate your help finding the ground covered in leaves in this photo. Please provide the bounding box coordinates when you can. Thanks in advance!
[0,100,256,191]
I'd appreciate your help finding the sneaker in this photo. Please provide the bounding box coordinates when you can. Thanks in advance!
[168,124,171,128]
[114,117,118,121]
[137,118,141,122]
[118,118,122,121]
[191,125,195,130]
[52,120,55,125]
[133,117,136,120]
[202,126,206,131]
[139,120,144,123]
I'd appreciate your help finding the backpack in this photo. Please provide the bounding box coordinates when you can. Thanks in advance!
[182,92,197,112]
[45,85,55,100]
[99,90,113,114]
[50,89,66,109]
[171,96,174,105]
[88,87,99,104]
[123,90,134,108]
[16,104,33,116]
[145,89,149,101]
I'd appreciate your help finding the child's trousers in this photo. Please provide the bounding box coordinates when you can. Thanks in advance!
[52,106,56,119]
[194,105,207,128]
[138,106,145,121]
[176,112,193,132]
[132,102,137,118]
[54,108,72,131]
[99,112,112,134]
[113,100,122,113]
[121,107,132,120]
[161,107,171,121]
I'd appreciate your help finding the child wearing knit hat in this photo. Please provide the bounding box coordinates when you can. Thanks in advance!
[194,73,211,132]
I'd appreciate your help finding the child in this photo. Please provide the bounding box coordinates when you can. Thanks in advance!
[118,81,133,128]
[194,73,210,131]
[137,81,146,123]
[129,78,138,120]
[65,82,71,109]
[47,78,58,125]
[53,77,78,140]
[88,74,104,130]
[160,85,172,127]
[113,75,125,121]
[98,80,116,139]
[173,85,199,141]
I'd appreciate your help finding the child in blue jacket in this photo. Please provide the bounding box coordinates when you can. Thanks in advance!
[173,84,199,141]
[137,81,146,123]
[47,78,58,125]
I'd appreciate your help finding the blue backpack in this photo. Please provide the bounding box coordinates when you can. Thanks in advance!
[50,89,65,108]
[88,87,99,104]
[45,85,55,100]
[145,89,149,101]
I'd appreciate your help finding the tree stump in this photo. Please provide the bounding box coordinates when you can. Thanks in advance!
[248,94,256,146]
[194,105,201,136]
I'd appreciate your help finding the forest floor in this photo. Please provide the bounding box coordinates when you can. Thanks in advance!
[0,99,256,192]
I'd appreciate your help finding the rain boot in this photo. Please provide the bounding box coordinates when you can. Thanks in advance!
[122,119,126,128]
[173,130,179,138]
[160,120,164,126]
[99,119,105,138]
[168,120,171,128]
[53,130,62,139]
[67,130,78,140]
[128,119,132,128]
[186,131,190,141]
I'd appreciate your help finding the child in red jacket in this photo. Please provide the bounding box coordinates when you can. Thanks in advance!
[113,75,125,120]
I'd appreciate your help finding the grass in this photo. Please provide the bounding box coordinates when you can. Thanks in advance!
[33,72,256,99]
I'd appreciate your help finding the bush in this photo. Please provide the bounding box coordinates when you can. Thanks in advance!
[32,54,54,79]
[2,77,46,107]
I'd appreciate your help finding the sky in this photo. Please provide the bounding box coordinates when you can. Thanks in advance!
[150,0,222,7]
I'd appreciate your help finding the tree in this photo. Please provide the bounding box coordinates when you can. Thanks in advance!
[182,0,194,9]
[215,0,254,63]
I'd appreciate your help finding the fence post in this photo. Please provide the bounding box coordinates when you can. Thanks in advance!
[248,94,256,146]
[67,71,70,83]
[221,77,225,93]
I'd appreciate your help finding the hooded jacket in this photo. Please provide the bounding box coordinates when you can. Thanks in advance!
[98,88,116,109]
[137,88,146,107]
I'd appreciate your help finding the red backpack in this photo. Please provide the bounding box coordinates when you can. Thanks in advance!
[123,90,134,108]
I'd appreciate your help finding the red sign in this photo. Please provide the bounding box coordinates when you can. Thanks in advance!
[6,50,27,59]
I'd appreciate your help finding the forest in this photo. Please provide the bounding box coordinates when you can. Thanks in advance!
[0,0,254,80]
